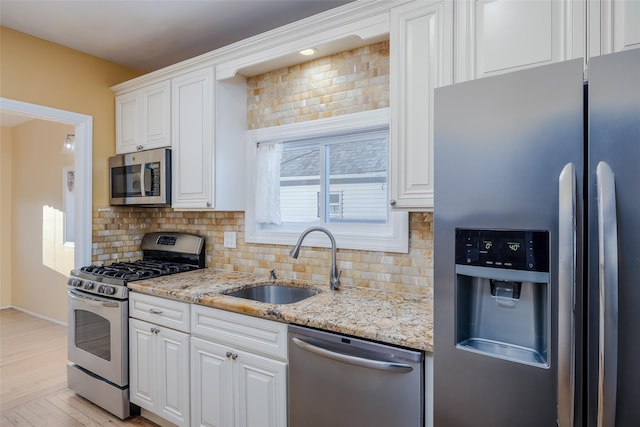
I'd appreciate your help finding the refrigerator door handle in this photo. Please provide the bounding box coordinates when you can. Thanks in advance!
[558,163,576,427]
[596,161,619,427]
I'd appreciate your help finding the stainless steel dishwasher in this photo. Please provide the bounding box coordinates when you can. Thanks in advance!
[288,324,424,427]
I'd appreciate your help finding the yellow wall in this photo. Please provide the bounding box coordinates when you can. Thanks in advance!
[7,120,75,322]
[0,26,142,206]
[0,127,12,307]
[0,27,141,322]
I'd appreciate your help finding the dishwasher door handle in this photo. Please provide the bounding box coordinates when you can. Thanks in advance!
[292,337,413,373]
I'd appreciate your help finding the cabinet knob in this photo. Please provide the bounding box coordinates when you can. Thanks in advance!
[389,199,397,206]
[206,202,212,207]
[137,145,144,151]
[226,351,233,358]
[231,353,238,360]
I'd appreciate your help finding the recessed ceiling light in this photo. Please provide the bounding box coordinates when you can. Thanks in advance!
[299,48,317,56]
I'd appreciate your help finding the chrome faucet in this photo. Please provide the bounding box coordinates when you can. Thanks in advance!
[290,226,341,290]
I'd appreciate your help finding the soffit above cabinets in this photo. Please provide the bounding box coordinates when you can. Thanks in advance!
[111,0,404,91]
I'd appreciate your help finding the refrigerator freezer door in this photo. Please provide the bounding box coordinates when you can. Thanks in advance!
[587,49,640,427]
[434,59,585,426]
[558,162,578,427]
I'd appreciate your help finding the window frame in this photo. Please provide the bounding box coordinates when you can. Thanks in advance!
[245,108,408,253]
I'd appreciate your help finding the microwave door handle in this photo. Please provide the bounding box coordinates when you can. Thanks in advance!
[138,164,147,196]
[143,164,153,195]
[596,161,619,427]
[558,162,576,427]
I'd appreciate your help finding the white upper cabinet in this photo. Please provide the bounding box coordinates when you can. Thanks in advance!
[115,80,171,153]
[171,67,245,210]
[454,0,582,82]
[390,0,453,211]
[171,67,214,209]
[590,0,640,57]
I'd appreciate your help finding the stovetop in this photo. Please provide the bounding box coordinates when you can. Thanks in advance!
[68,232,205,300]
[80,260,198,281]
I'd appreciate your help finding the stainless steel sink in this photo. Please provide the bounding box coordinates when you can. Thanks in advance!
[225,284,319,305]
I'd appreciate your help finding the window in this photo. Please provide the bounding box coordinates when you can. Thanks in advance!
[246,109,408,253]
[326,191,343,219]
[278,131,387,224]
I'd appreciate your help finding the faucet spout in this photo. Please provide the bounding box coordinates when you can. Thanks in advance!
[290,226,341,290]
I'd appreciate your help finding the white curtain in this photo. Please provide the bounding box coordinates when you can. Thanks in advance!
[254,142,284,224]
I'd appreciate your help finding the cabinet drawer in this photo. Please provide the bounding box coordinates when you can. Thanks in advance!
[191,305,287,360]
[130,292,190,333]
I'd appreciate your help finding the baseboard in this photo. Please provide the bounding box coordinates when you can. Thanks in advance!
[3,305,67,327]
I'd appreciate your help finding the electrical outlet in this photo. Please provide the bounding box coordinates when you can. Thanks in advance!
[223,231,237,249]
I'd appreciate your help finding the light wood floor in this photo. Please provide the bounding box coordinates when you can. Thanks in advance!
[0,308,157,426]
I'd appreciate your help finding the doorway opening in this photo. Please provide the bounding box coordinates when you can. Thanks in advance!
[1,97,92,267]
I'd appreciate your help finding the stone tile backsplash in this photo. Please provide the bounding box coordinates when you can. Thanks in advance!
[247,41,390,129]
[93,208,433,296]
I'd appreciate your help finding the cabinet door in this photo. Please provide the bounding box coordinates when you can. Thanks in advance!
[157,327,190,427]
[129,318,156,411]
[191,337,234,427]
[235,349,287,427]
[455,0,579,81]
[115,92,139,154]
[171,67,214,209]
[590,0,640,57]
[390,1,452,210]
[140,81,171,150]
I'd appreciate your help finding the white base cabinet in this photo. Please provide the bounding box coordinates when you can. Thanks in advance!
[190,305,288,427]
[130,318,190,427]
[191,337,287,427]
[129,293,191,427]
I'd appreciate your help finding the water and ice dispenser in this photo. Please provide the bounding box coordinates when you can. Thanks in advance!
[455,229,550,367]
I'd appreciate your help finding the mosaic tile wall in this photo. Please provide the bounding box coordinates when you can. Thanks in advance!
[93,208,432,296]
[247,41,390,128]
[94,40,435,296]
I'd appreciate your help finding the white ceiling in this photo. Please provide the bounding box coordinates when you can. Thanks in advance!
[0,0,354,73]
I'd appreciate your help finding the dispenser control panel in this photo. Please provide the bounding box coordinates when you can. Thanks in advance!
[455,229,549,272]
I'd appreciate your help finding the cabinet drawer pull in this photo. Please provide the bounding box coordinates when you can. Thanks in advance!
[149,308,163,315]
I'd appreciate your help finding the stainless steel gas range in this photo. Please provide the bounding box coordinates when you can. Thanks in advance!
[67,232,205,419]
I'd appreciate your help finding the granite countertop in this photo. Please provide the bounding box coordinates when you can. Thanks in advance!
[128,268,433,352]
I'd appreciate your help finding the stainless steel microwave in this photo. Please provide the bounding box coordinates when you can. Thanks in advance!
[109,148,171,206]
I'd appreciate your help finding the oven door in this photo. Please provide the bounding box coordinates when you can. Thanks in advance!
[67,288,128,387]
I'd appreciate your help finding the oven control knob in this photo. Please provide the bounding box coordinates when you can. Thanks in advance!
[83,282,94,290]
[102,285,116,295]
[68,278,82,287]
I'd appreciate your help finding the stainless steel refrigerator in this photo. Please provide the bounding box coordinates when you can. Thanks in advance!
[433,49,639,426]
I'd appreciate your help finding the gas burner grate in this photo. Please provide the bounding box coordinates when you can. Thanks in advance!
[80,260,198,281]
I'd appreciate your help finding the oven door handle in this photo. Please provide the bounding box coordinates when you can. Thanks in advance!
[68,289,120,308]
